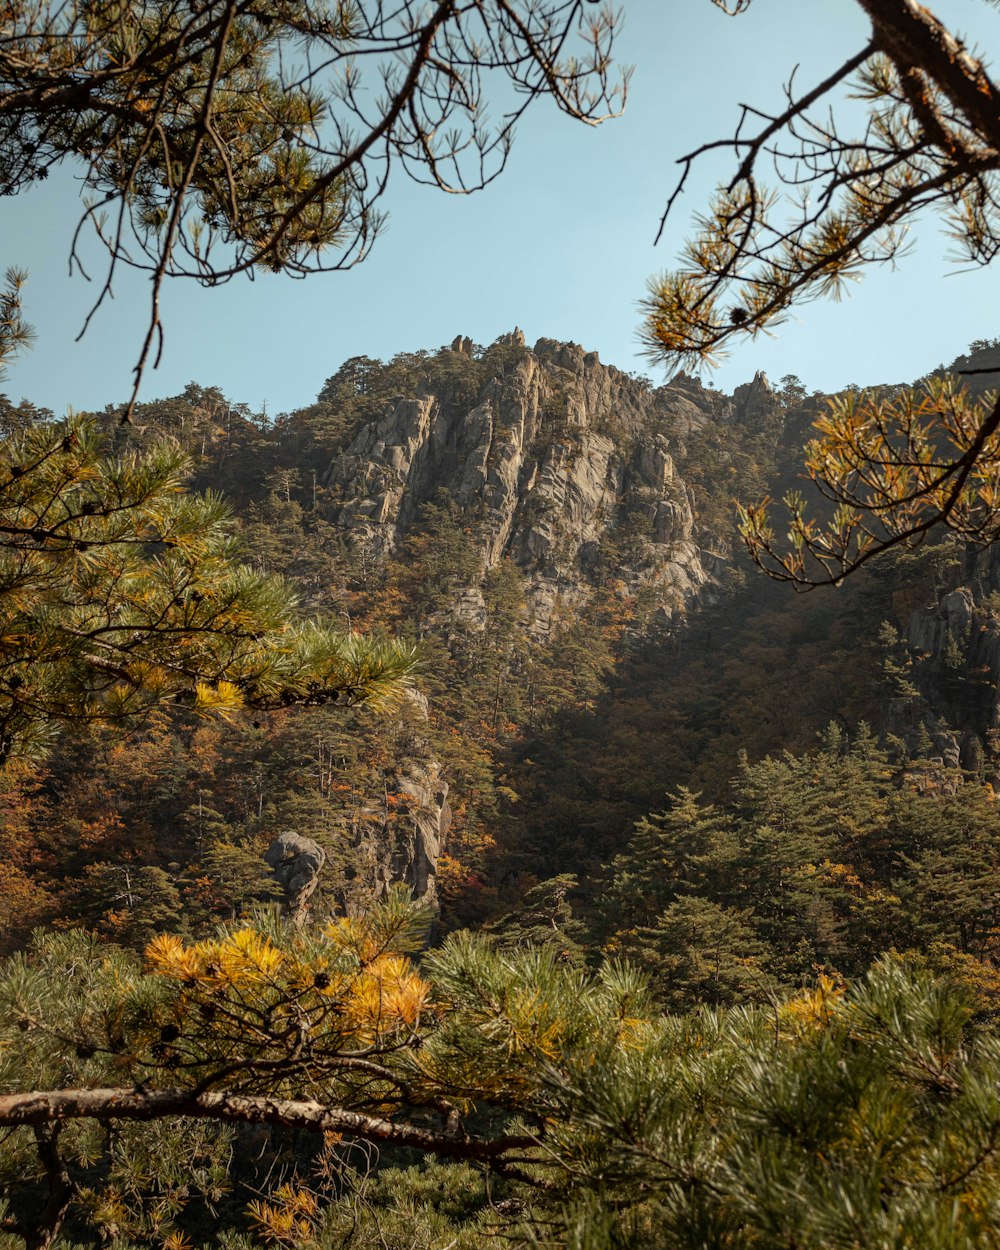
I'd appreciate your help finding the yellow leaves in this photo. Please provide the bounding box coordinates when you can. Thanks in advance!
[146,929,283,987]
[162,1234,193,1250]
[145,917,430,1053]
[779,974,845,1036]
[616,1015,652,1051]
[81,1184,130,1236]
[740,376,1000,586]
[247,1184,320,1250]
[284,954,343,997]
[193,679,244,717]
[342,953,429,1037]
[797,859,864,890]
[145,932,199,981]
[503,989,567,1061]
[324,914,381,963]
[226,928,285,977]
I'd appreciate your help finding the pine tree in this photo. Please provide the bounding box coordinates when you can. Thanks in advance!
[5,917,1000,1249]
[487,873,589,964]
[603,788,739,934]
[0,415,418,763]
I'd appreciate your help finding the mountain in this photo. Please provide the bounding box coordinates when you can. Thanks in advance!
[325,332,711,633]
[5,331,1000,945]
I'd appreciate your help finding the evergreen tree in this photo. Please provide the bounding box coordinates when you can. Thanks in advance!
[0,415,417,763]
[603,788,738,933]
[5,916,1000,1250]
[487,873,588,964]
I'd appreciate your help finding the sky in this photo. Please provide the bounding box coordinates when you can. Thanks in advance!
[2,0,1000,417]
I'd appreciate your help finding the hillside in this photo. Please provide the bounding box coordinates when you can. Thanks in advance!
[1,332,998,948]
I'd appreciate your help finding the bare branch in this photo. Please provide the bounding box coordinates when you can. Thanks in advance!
[0,0,626,397]
[0,1086,537,1163]
[643,1,1000,372]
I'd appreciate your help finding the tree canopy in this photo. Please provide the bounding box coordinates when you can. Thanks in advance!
[0,0,625,410]
[6,904,1000,1250]
[0,410,417,763]
[642,0,1000,585]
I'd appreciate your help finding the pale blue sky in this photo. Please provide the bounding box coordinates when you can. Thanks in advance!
[2,0,999,415]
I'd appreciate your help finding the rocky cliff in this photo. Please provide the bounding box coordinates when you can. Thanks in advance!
[345,751,451,911]
[887,550,1000,779]
[323,333,773,633]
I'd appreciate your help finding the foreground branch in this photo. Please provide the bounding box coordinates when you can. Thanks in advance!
[643,0,1000,372]
[0,1088,535,1163]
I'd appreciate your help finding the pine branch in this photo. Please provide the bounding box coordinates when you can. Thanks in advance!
[0,1087,536,1163]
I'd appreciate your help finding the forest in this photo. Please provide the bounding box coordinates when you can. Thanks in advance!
[6,0,1000,1247]
[2,332,1000,1248]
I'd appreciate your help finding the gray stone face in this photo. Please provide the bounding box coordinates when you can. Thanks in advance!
[732,371,779,428]
[908,587,976,659]
[322,336,737,636]
[886,549,1000,781]
[264,832,326,923]
[450,334,474,357]
[346,760,451,909]
[315,336,793,908]
[261,744,450,921]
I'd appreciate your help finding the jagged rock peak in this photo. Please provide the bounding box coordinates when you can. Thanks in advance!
[532,337,605,374]
[668,372,706,391]
[449,328,526,356]
[732,370,779,427]
[449,334,474,356]
[323,334,715,633]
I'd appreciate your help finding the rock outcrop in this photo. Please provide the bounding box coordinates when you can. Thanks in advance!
[344,758,451,912]
[323,335,746,633]
[886,552,1000,778]
[264,832,327,923]
[333,694,451,914]
[312,333,798,908]
[733,370,780,427]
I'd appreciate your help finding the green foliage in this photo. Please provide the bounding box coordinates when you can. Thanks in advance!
[599,728,1000,1006]
[0,413,417,762]
[10,343,988,961]
[0,0,622,297]
[5,339,1000,1250]
[0,270,32,385]
[8,920,1000,1249]
[394,490,484,619]
[485,873,588,964]
[642,5,1000,374]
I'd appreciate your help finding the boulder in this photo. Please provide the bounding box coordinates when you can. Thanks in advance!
[264,832,326,924]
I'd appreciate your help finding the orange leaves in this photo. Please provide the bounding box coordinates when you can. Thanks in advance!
[319,914,431,1035]
[145,933,208,984]
[247,1184,320,1250]
[0,861,53,950]
[341,952,429,1037]
[436,851,484,898]
[146,928,284,987]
